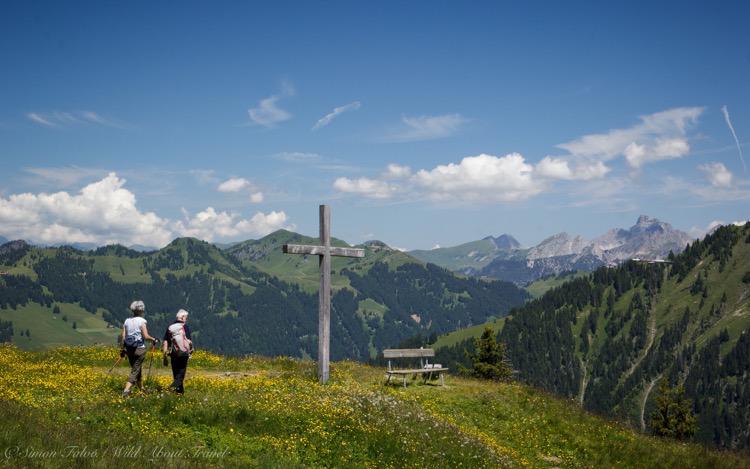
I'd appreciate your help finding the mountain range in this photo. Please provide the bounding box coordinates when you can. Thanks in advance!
[0,230,527,359]
[409,215,694,285]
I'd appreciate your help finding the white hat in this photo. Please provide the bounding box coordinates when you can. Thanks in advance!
[176,309,189,321]
[130,300,145,313]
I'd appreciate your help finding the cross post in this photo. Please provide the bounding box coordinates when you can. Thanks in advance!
[282,205,365,383]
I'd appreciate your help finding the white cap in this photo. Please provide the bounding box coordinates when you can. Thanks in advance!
[176,309,189,321]
[130,300,145,313]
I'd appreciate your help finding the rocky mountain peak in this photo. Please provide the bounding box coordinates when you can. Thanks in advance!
[483,234,521,250]
[528,232,589,260]
[636,214,658,226]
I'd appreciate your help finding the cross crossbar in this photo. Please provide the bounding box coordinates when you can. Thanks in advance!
[282,244,365,258]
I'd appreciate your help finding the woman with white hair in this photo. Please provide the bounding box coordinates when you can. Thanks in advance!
[121,300,159,397]
[162,308,193,394]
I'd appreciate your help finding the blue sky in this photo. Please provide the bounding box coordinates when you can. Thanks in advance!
[0,1,748,250]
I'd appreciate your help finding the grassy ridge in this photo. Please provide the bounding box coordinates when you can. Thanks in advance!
[0,345,747,468]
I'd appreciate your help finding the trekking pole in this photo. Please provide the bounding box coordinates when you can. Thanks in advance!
[108,349,126,373]
[145,342,156,390]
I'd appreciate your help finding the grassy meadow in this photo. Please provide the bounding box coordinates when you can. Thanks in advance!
[0,345,747,468]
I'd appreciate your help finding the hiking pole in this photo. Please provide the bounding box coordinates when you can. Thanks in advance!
[108,349,126,373]
[144,340,158,392]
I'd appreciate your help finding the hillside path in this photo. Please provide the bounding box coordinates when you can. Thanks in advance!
[623,304,657,382]
[641,373,662,432]
[578,356,588,406]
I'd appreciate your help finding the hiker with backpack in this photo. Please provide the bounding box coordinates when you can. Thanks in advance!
[162,309,193,394]
[120,300,160,397]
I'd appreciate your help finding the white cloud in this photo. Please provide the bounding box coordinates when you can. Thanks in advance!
[534,157,610,181]
[0,174,290,247]
[175,208,289,242]
[384,114,468,142]
[26,110,124,128]
[250,192,264,204]
[383,164,412,179]
[332,108,706,205]
[333,177,399,199]
[0,173,173,246]
[217,177,251,193]
[535,157,573,180]
[556,107,703,168]
[698,162,733,188]
[335,153,543,203]
[79,111,125,128]
[413,153,542,202]
[26,113,57,127]
[623,138,690,168]
[312,101,361,130]
[698,163,733,188]
[248,96,291,127]
[247,83,295,128]
[662,175,750,203]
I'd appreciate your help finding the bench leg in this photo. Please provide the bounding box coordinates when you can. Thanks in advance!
[440,372,445,386]
[403,374,407,387]
[385,373,391,385]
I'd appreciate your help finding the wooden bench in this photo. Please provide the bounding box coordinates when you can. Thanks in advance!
[383,348,449,387]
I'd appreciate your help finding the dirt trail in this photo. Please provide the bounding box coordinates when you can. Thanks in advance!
[641,374,662,432]
[623,306,657,382]
[578,356,588,406]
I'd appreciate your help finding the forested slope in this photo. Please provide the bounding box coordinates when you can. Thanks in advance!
[438,223,750,450]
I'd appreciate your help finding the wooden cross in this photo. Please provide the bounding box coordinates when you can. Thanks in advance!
[282,205,364,383]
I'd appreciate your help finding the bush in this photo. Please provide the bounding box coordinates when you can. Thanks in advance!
[650,381,697,440]
[466,327,512,381]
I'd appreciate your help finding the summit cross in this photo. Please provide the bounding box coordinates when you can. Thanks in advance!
[282,205,365,384]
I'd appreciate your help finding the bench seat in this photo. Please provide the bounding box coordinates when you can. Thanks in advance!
[383,348,449,387]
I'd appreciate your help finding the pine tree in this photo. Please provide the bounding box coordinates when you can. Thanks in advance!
[52,304,61,315]
[650,381,697,440]
[466,327,512,381]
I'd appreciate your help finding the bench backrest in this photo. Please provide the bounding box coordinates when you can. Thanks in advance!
[383,348,435,359]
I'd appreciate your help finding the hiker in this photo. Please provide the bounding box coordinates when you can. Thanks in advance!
[120,300,159,397]
[162,309,193,394]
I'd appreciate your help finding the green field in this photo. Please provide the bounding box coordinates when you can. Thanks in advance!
[1,345,747,468]
[0,302,117,350]
[525,271,588,299]
[432,316,507,349]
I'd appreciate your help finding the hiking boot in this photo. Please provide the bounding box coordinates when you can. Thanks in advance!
[122,389,131,398]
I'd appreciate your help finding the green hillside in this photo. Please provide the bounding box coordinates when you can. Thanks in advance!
[409,238,503,271]
[432,316,506,350]
[0,302,115,350]
[432,271,585,349]
[0,233,527,359]
[525,271,587,299]
[226,230,418,292]
[436,223,750,450]
[1,345,747,468]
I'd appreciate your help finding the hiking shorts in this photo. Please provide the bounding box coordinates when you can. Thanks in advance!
[126,346,147,384]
